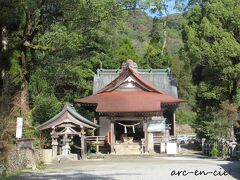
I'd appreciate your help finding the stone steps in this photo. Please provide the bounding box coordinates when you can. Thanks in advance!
[114,143,141,154]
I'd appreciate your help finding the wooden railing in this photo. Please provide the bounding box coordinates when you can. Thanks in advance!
[86,136,106,153]
[202,143,240,158]
[153,136,177,144]
[153,136,164,144]
[202,143,212,156]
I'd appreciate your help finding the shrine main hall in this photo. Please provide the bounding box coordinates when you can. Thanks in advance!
[75,60,184,154]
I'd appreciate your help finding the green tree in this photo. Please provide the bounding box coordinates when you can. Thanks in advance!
[0,0,66,116]
[144,17,170,68]
[0,0,127,130]
[182,0,240,138]
[112,36,140,67]
[203,101,237,142]
[29,0,127,125]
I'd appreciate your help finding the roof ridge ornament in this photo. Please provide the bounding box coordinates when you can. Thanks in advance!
[121,59,138,71]
[123,76,136,88]
[124,76,136,83]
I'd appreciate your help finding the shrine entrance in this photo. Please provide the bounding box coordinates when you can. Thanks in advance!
[115,121,144,143]
[75,60,184,154]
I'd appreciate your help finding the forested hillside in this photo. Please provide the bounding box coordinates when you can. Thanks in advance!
[127,10,184,58]
[0,0,239,146]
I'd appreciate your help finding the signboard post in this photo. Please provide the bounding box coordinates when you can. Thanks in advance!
[16,117,23,139]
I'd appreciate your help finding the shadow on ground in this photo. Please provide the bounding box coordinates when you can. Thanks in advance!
[6,171,140,180]
[220,160,240,180]
[181,143,201,151]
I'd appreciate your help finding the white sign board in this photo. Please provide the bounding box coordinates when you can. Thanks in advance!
[147,120,166,132]
[166,142,177,154]
[160,142,166,153]
[16,117,23,138]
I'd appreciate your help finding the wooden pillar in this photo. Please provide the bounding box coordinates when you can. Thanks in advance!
[96,136,99,154]
[110,120,115,154]
[173,110,176,136]
[143,120,148,153]
[80,128,87,159]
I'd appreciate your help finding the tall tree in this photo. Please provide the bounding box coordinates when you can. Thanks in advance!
[29,0,127,124]
[143,0,183,68]
[144,17,170,68]
[0,0,127,133]
[112,36,140,67]
[182,0,240,137]
[0,0,64,116]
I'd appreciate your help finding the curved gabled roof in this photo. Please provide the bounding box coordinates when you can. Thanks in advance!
[38,102,99,131]
[97,67,165,94]
[74,60,184,113]
[75,91,184,113]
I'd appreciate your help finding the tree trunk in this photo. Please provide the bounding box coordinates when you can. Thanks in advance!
[12,50,30,116]
[161,20,167,56]
[20,81,29,115]
[229,78,238,103]
[1,26,8,50]
[0,69,10,112]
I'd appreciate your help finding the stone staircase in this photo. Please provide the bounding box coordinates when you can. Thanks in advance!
[114,142,142,154]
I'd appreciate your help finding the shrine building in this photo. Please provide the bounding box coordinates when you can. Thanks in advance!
[75,60,184,154]
[38,102,99,160]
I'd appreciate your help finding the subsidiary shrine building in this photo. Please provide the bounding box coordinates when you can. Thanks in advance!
[75,60,184,154]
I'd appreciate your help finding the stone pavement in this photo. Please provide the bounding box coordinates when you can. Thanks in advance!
[15,156,240,180]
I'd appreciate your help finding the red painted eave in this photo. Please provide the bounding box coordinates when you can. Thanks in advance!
[74,91,184,113]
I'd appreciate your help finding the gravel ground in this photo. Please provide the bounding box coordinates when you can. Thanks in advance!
[15,157,240,180]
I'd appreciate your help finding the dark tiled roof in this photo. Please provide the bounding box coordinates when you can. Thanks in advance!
[38,102,99,130]
[93,68,178,97]
[97,67,165,94]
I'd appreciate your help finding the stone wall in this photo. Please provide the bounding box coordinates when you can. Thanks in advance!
[2,148,43,175]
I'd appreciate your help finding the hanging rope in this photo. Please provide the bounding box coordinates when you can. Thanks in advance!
[116,122,141,134]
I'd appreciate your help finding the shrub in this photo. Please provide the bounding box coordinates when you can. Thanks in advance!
[210,143,218,158]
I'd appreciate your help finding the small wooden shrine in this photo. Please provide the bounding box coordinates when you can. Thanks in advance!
[38,102,99,159]
[75,60,184,154]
